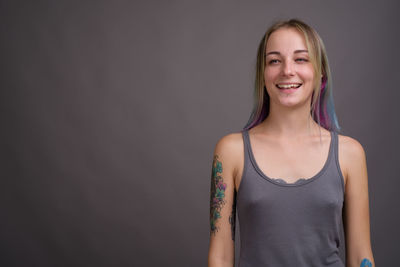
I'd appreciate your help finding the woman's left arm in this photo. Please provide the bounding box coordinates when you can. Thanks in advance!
[342,136,375,267]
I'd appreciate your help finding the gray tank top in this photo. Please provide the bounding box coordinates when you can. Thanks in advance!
[237,129,345,267]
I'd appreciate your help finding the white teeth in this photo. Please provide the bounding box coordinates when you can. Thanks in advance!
[276,84,301,89]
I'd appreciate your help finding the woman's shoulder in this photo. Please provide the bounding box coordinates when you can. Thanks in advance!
[214,131,244,155]
[213,131,244,170]
[337,133,366,158]
[337,133,367,184]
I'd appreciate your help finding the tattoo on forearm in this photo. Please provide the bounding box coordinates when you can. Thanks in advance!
[229,189,237,241]
[210,155,227,236]
[360,258,372,267]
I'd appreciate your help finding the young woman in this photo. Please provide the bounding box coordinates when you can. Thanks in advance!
[208,19,375,267]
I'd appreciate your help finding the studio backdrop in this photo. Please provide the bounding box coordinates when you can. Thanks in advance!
[1,0,399,266]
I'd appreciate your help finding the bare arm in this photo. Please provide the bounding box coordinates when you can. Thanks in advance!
[208,135,238,267]
[341,136,375,267]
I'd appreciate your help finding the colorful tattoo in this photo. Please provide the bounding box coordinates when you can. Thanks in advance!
[360,258,372,267]
[210,155,227,235]
[229,189,237,241]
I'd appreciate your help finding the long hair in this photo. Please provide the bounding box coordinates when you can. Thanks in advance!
[242,19,341,133]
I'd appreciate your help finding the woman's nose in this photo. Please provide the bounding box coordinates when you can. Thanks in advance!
[282,61,295,76]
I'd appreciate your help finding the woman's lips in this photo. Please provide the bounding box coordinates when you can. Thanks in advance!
[276,83,302,93]
[276,83,302,89]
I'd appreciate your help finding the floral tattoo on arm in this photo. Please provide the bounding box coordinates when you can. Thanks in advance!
[210,155,227,236]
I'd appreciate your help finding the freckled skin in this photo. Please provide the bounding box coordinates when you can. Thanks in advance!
[210,155,227,235]
[360,258,372,267]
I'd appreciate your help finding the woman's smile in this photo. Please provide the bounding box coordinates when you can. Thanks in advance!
[276,82,302,94]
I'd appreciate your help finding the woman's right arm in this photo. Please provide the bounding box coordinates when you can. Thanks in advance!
[208,134,238,267]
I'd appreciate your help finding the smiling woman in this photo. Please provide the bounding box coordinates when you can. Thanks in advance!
[208,19,375,267]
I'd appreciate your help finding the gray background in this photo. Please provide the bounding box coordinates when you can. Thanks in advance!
[1,0,399,266]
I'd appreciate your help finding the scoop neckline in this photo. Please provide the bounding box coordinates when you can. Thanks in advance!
[245,130,334,187]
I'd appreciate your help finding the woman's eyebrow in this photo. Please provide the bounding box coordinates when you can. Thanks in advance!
[265,49,308,56]
[294,49,308,54]
[265,51,280,56]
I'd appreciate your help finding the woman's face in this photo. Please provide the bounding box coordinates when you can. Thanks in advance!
[264,27,315,107]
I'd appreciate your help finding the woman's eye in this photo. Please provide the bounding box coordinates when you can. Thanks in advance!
[296,58,308,62]
[268,59,280,64]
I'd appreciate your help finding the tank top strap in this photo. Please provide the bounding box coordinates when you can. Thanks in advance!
[240,129,251,171]
[332,130,338,155]
[332,130,346,193]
